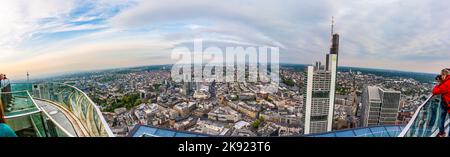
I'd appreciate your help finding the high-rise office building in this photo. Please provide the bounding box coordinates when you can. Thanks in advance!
[182,74,192,96]
[303,20,339,134]
[360,86,401,127]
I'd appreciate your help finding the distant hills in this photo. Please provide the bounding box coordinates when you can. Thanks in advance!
[22,64,437,84]
[281,63,437,84]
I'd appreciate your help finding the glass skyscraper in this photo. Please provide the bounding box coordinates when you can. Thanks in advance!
[360,86,401,127]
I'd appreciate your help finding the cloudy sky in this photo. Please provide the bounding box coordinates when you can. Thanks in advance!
[0,0,449,79]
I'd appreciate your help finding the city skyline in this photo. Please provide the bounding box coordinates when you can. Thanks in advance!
[1,0,450,80]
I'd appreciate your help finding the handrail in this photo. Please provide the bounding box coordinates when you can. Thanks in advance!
[60,83,114,137]
[29,92,75,137]
[398,95,434,137]
[4,110,42,119]
[3,90,42,119]
[32,82,114,137]
[2,90,74,137]
[398,94,448,137]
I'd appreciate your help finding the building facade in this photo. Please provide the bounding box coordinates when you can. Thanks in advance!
[360,86,401,127]
[303,30,339,134]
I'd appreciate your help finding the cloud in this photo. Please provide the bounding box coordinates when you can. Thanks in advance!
[2,39,174,79]
[0,0,137,62]
[1,0,450,79]
[0,0,73,48]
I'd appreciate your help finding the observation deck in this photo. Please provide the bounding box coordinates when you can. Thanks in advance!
[0,80,113,137]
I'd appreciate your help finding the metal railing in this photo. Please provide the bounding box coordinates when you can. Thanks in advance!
[31,82,114,137]
[3,91,40,119]
[1,90,73,137]
[398,95,450,137]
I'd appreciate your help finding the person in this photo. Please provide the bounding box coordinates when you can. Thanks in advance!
[0,122,17,137]
[0,73,5,87]
[433,68,450,137]
[0,73,17,137]
[0,74,12,109]
[0,100,17,137]
[0,73,6,121]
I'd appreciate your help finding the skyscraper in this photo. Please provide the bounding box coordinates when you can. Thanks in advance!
[360,86,401,127]
[303,20,339,134]
[182,74,192,96]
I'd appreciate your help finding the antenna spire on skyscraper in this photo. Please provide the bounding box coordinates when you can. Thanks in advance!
[331,16,335,36]
[329,16,339,55]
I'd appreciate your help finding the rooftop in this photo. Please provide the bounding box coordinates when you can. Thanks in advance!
[306,125,405,137]
[367,86,381,101]
[129,124,405,137]
[129,124,209,137]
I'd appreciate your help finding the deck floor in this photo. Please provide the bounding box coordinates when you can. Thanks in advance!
[34,99,77,136]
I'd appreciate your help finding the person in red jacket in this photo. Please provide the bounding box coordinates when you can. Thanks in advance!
[433,69,450,137]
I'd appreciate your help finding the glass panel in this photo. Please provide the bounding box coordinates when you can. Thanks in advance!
[314,133,336,137]
[1,83,76,137]
[353,128,374,137]
[133,127,158,137]
[196,135,209,137]
[335,130,356,137]
[30,113,46,137]
[399,125,405,131]
[402,95,448,137]
[2,91,39,117]
[153,129,176,137]
[5,115,40,137]
[11,83,32,92]
[385,126,401,137]
[175,132,198,137]
[29,83,113,137]
[369,127,389,137]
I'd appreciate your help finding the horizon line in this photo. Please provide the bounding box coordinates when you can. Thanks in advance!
[10,63,438,82]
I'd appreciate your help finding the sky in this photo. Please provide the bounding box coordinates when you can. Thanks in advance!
[0,0,449,80]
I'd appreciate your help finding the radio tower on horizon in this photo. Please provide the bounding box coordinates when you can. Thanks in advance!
[27,72,30,82]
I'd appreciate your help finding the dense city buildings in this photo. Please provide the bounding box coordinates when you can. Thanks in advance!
[25,25,435,137]
[26,62,435,137]
[360,86,401,127]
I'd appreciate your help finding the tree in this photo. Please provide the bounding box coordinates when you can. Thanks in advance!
[103,92,142,111]
[251,119,261,129]
[251,116,265,129]
[281,76,296,87]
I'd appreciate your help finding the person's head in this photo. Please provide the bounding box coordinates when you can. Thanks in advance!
[441,69,450,80]
[0,74,4,80]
